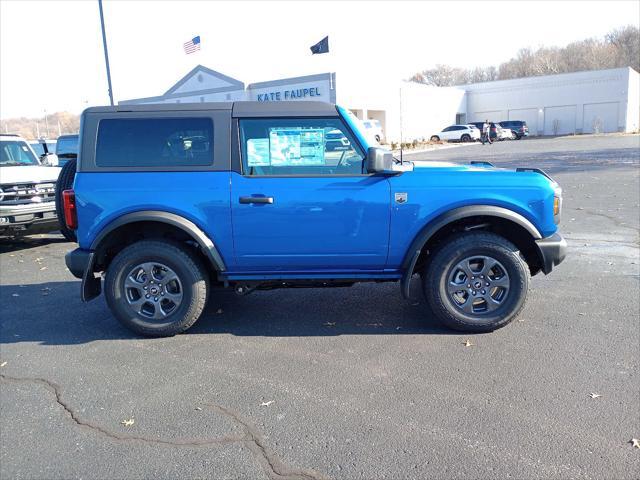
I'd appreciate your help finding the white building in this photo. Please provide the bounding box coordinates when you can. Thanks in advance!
[120,65,639,142]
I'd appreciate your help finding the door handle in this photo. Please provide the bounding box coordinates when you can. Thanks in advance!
[239,196,274,204]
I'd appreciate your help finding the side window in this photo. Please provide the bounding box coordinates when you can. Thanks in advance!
[96,117,213,167]
[239,118,365,176]
[442,126,452,132]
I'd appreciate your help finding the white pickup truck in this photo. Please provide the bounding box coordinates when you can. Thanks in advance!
[0,134,61,236]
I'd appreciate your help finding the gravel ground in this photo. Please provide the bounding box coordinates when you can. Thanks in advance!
[1,134,639,479]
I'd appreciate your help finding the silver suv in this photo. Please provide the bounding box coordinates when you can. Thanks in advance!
[0,134,61,236]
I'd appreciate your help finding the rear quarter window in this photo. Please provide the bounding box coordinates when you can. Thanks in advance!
[95,117,214,167]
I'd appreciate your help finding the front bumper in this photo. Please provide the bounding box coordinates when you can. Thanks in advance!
[0,202,58,234]
[535,232,567,274]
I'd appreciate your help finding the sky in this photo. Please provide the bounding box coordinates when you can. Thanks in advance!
[1,0,639,119]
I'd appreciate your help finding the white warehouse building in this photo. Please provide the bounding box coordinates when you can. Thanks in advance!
[121,65,639,142]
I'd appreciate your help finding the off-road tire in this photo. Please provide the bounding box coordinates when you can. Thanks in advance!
[422,231,530,332]
[54,158,77,242]
[105,240,209,337]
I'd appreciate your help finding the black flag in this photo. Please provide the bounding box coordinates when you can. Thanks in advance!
[310,36,329,55]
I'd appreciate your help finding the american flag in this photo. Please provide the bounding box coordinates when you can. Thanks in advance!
[183,36,201,54]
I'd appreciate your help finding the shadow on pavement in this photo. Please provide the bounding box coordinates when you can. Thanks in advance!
[0,279,457,346]
[0,233,69,254]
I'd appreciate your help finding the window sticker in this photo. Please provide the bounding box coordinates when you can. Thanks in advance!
[246,138,270,166]
[269,128,325,166]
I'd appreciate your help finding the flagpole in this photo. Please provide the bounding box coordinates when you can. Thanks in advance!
[98,0,114,106]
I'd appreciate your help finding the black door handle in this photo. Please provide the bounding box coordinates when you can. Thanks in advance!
[239,196,274,204]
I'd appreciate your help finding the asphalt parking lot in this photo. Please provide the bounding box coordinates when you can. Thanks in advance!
[1,134,639,479]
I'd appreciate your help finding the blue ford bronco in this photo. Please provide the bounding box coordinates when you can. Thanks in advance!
[62,101,566,336]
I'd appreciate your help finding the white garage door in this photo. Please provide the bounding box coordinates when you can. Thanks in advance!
[509,108,538,136]
[583,102,619,133]
[474,111,501,122]
[544,105,576,135]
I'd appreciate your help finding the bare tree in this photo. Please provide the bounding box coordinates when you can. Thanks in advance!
[410,25,639,86]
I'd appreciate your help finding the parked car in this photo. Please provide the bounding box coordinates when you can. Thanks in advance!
[362,119,384,143]
[469,122,512,141]
[499,120,529,139]
[63,101,566,337]
[325,129,351,152]
[29,139,59,166]
[0,134,61,236]
[55,134,79,167]
[29,139,56,157]
[430,125,481,143]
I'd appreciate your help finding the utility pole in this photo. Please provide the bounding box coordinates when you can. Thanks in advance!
[44,110,50,137]
[98,0,114,105]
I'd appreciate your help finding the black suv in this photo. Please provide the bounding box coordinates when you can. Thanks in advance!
[499,121,529,140]
[469,122,499,141]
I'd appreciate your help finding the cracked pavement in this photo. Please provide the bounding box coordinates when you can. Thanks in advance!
[1,134,639,479]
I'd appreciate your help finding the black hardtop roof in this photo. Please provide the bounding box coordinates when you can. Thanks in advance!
[84,101,339,118]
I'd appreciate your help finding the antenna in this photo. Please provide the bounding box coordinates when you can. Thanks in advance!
[399,87,403,164]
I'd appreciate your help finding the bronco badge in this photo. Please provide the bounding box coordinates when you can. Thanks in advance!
[395,192,408,204]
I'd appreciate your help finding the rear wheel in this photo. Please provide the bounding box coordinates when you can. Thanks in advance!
[105,240,209,337]
[54,158,77,242]
[511,131,518,140]
[422,232,530,332]
[430,135,440,142]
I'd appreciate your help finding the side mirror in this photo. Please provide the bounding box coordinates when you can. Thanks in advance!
[41,153,59,166]
[366,147,397,175]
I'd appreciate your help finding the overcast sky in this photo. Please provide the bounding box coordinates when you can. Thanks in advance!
[1,0,638,118]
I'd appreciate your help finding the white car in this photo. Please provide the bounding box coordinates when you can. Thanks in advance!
[430,125,481,143]
[362,119,384,143]
[0,134,61,236]
[495,125,514,141]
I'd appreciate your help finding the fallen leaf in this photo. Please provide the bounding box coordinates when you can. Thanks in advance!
[35,257,43,262]
[9,254,15,257]
[463,340,474,347]
[589,393,602,399]
[121,418,135,427]
[11,293,19,297]
[630,438,640,449]
[39,267,47,271]
[41,287,51,291]
[195,406,202,411]
[0,361,7,367]
[323,322,336,327]
[260,400,274,407]
[578,313,586,316]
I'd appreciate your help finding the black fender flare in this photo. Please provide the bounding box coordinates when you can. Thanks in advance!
[400,205,541,299]
[91,210,226,272]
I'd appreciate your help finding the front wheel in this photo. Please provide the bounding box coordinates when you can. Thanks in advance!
[422,232,530,332]
[461,134,471,142]
[105,240,209,336]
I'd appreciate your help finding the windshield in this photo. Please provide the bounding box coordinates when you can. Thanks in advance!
[337,106,378,148]
[30,142,45,156]
[56,136,78,157]
[1,140,40,166]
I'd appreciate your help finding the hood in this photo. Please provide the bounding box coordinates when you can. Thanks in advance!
[0,165,62,184]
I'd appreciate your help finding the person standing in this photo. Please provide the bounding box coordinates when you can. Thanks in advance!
[482,119,492,145]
